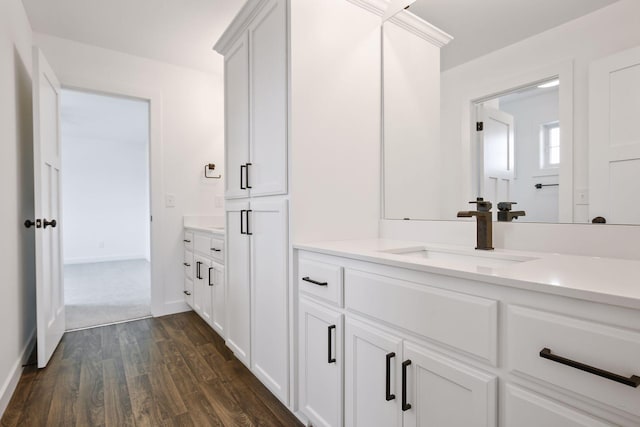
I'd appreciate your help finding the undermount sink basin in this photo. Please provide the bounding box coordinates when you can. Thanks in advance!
[380,246,538,269]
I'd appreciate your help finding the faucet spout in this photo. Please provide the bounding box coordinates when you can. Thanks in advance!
[456,211,476,218]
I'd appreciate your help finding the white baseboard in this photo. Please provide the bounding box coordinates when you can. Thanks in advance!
[152,300,191,318]
[0,329,36,419]
[64,254,149,265]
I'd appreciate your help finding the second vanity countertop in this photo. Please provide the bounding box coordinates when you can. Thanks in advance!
[184,225,225,235]
[294,239,640,310]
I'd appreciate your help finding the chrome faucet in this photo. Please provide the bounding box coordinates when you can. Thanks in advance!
[497,202,526,222]
[457,198,494,250]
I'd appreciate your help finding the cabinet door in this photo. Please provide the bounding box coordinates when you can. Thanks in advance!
[345,318,403,427]
[250,198,289,402]
[505,384,614,427]
[225,200,251,366]
[211,263,226,338]
[247,0,287,197]
[184,277,194,308]
[224,34,250,199]
[200,257,214,326]
[193,254,208,316]
[299,298,343,427]
[403,342,497,427]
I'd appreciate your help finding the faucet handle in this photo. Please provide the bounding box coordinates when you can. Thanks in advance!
[497,202,517,211]
[469,197,492,211]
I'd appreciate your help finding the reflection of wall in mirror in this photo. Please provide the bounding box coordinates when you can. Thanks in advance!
[440,0,640,223]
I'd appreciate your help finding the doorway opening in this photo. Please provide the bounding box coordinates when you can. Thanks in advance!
[61,89,151,330]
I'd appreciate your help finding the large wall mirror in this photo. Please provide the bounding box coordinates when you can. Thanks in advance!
[382,0,640,225]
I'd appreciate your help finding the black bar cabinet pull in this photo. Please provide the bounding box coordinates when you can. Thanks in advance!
[240,165,246,190]
[43,218,57,229]
[183,262,190,267]
[402,360,412,411]
[328,325,336,364]
[386,352,396,401]
[540,348,640,388]
[183,290,191,296]
[183,239,191,243]
[208,267,214,286]
[245,163,252,189]
[246,210,253,235]
[535,183,559,189]
[211,248,221,252]
[302,277,328,287]
[240,210,246,235]
[196,262,202,280]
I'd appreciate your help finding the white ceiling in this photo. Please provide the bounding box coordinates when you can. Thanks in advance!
[61,89,149,144]
[22,0,244,73]
[22,0,620,73]
[408,0,620,70]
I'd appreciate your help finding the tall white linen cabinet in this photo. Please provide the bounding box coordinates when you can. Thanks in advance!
[214,0,449,417]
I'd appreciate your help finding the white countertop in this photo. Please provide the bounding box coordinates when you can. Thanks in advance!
[184,225,225,235]
[294,239,640,310]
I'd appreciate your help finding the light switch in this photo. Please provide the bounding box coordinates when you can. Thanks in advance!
[575,189,589,205]
[165,194,176,208]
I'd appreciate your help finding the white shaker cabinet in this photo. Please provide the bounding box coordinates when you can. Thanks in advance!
[225,200,252,366]
[223,0,287,199]
[299,298,344,427]
[345,318,497,427]
[192,254,209,318]
[225,198,289,401]
[209,262,226,337]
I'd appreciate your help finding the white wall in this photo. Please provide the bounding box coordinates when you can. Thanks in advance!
[34,33,225,315]
[290,0,381,243]
[440,0,640,222]
[62,132,150,264]
[499,89,559,222]
[0,0,36,416]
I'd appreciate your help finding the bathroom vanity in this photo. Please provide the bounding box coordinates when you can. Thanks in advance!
[183,226,226,337]
[295,240,640,427]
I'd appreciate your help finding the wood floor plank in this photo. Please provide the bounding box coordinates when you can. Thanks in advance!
[103,358,134,427]
[1,312,303,427]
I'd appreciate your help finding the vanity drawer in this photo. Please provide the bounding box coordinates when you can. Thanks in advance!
[183,231,194,250]
[298,258,344,307]
[344,269,498,364]
[210,237,224,262]
[507,305,640,417]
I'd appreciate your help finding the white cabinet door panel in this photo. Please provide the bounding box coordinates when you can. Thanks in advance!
[225,35,250,199]
[248,0,287,197]
[225,200,251,366]
[345,318,403,427]
[299,298,343,427]
[211,263,226,337]
[250,198,289,402]
[403,342,497,427]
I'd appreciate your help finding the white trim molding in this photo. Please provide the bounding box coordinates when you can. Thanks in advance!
[213,0,269,55]
[346,0,453,47]
[0,330,36,419]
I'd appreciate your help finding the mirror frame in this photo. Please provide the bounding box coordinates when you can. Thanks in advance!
[461,60,575,223]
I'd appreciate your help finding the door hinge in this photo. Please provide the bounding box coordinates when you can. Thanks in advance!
[476,121,484,131]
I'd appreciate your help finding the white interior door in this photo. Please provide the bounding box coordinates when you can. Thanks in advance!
[33,47,65,368]
[479,106,515,207]
[589,45,640,225]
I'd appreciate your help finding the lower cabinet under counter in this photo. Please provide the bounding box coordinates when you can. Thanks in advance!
[295,249,640,427]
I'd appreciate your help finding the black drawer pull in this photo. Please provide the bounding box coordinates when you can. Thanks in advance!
[328,325,336,364]
[386,352,396,401]
[183,262,190,267]
[540,348,640,388]
[183,239,191,243]
[183,290,191,296]
[402,360,412,411]
[302,277,328,287]
[211,248,222,252]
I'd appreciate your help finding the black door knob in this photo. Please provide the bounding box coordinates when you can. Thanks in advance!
[43,219,57,229]
[24,219,42,229]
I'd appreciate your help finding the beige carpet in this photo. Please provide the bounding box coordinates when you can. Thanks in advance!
[64,259,151,330]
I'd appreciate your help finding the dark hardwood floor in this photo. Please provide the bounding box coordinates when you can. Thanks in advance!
[1,312,303,427]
